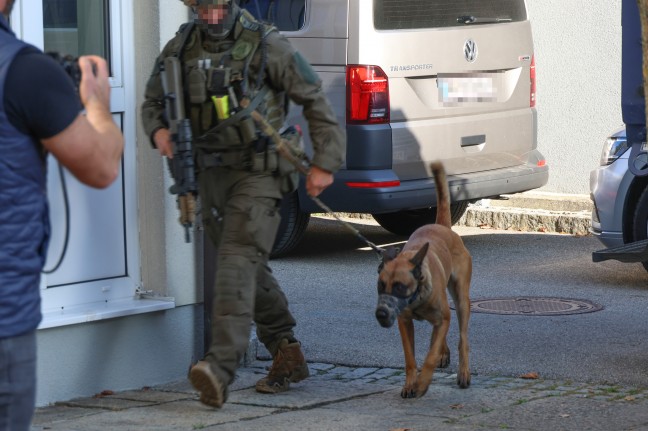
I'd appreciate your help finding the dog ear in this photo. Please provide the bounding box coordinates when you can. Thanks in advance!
[410,243,429,266]
[378,246,401,272]
[410,243,430,281]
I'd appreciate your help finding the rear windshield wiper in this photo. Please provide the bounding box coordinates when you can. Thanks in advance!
[457,15,512,25]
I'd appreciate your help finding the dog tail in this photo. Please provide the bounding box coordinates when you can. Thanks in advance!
[430,161,451,228]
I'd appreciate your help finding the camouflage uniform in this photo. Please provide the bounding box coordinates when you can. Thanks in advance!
[141,3,344,405]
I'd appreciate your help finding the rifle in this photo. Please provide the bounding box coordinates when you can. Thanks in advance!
[159,56,197,242]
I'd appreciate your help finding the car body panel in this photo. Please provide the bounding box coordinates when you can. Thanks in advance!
[590,128,634,248]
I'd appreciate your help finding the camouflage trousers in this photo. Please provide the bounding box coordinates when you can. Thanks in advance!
[198,166,297,386]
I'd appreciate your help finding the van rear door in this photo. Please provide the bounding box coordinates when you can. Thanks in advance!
[350,0,537,179]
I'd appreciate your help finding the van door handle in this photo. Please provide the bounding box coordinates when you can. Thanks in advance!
[461,134,486,147]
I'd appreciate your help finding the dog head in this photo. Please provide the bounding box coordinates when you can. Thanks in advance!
[375,243,429,328]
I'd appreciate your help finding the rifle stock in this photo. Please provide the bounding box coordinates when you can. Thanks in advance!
[160,56,197,242]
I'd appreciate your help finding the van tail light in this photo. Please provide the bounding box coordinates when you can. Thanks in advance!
[346,65,390,124]
[530,55,536,108]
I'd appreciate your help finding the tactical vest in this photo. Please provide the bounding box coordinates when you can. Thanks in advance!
[177,10,287,157]
[0,15,48,338]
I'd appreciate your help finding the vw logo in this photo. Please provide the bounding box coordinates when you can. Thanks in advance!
[464,39,478,62]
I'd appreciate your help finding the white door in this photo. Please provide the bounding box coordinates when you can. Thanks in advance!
[10,0,153,327]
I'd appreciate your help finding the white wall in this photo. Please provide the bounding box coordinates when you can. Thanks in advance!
[36,306,203,406]
[527,0,623,194]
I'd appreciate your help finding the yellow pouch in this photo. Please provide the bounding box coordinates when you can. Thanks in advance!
[212,95,229,120]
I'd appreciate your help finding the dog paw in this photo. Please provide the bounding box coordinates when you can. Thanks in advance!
[457,372,471,389]
[400,385,417,399]
[413,382,429,398]
[437,353,450,369]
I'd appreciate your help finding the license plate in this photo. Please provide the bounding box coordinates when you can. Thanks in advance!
[438,75,495,103]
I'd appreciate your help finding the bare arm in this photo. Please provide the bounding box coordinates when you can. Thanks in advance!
[41,56,124,189]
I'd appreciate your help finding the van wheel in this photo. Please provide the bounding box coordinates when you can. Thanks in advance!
[372,201,469,236]
[631,187,648,273]
[271,191,310,259]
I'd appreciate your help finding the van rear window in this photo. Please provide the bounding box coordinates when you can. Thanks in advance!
[374,0,527,30]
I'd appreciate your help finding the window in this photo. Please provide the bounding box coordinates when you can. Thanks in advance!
[373,0,527,30]
[240,0,306,32]
[42,0,111,67]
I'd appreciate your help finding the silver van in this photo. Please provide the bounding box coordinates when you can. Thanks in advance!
[241,0,549,256]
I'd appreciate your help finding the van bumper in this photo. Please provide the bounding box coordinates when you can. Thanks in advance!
[298,152,549,214]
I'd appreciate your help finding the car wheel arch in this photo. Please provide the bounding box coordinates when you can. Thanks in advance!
[624,176,648,243]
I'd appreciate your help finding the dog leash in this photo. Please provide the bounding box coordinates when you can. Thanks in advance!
[307,194,386,259]
[244,109,387,259]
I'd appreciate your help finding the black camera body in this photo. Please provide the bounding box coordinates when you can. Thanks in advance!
[46,52,83,93]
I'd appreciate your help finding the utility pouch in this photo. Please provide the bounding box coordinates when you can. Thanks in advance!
[238,117,257,145]
[207,67,231,96]
[188,68,207,103]
[278,161,299,195]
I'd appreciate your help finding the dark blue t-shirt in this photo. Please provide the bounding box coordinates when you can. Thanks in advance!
[4,47,81,139]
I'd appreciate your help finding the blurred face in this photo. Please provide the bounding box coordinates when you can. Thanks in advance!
[196,3,229,25]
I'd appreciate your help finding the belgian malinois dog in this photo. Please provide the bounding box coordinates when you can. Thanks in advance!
[375,161,471,398]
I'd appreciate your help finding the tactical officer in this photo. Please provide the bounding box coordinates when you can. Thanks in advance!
[141,0,344,408]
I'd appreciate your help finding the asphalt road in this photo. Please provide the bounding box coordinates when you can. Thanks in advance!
[269,216,648,388]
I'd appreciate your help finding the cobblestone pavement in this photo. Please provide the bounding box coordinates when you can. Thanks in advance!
[32,361,648,430]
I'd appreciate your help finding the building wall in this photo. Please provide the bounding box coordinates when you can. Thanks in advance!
[36,305,204,406]
[527,0,623,194]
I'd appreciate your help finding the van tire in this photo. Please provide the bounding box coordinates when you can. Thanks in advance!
[372,201,469,236]
[271,191,310,259]
[631,186,648,273]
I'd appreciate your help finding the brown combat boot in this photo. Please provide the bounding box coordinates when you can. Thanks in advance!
[189,360,227,408]
[255,339,310,393]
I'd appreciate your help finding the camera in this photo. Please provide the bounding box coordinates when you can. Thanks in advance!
[46,52,83,93]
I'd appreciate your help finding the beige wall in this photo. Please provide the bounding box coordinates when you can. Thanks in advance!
[134,0,202,306]
[527,0,622,194]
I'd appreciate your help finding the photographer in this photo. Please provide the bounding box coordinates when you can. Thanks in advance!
[0,0,123,429]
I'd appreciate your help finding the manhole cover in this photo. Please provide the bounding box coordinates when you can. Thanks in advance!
[456,297,603,316]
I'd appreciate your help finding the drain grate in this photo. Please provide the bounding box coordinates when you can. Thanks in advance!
[454,297,603,316]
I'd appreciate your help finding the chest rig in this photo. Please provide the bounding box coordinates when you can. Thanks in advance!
[176,10,286,165]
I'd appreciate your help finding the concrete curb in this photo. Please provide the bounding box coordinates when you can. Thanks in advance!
[458,205,592,236]
[331,192,594,237]
[458,192,592,236]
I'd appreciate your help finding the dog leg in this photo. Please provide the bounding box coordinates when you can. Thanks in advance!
[449,272,472,389]
[415,314,450,397]
[438,341,450,369]
[397,317,417,398]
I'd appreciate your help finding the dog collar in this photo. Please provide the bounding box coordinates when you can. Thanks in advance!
[407,282,422,305]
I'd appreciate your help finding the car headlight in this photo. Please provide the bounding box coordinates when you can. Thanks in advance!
[600,135,628,166]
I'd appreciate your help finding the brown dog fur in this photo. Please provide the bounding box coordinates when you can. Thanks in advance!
[375,161,472,398]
